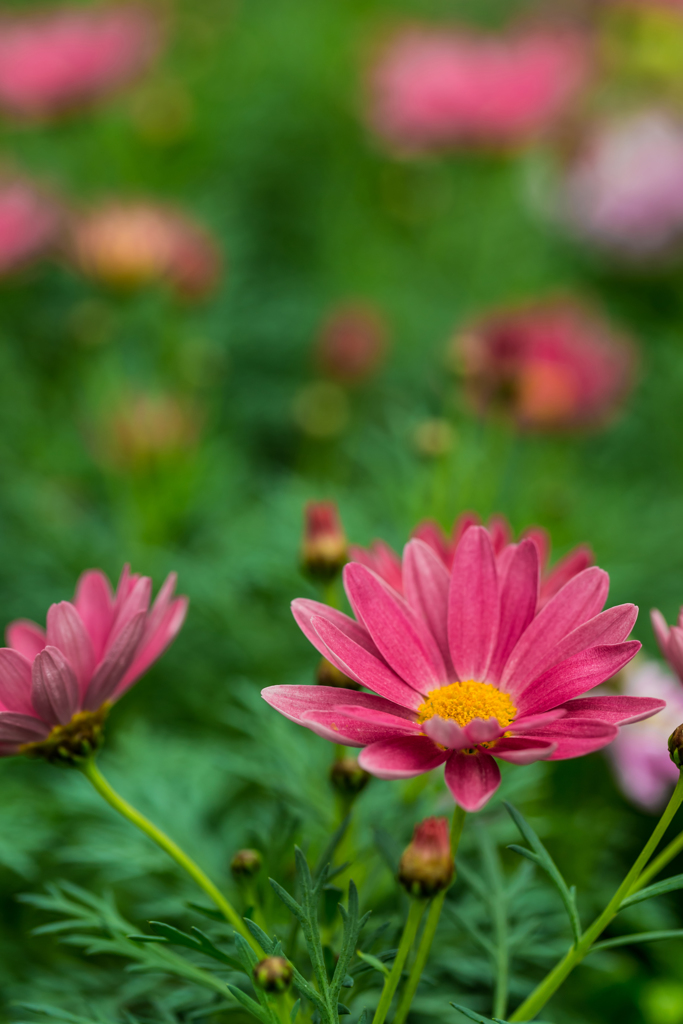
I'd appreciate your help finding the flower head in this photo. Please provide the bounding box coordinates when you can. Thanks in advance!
[316,303,388,384]
[0,567,187,762]
[606,660,683,809]
[301,501,347,581]
[398,817,453,897]
[350,512,593,611]
[0,175,62,275]
[0,5,161,120]
[367,25,589,154]
[455,299,635,431]
[264,525,661,811]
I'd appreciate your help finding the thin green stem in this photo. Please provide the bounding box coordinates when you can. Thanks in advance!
[372,900,426,1024]
[510,771,683,1022]
[480,834,508,1020]
[79,757,261,954]
[392,805,467,1024]
[628,827,683,894]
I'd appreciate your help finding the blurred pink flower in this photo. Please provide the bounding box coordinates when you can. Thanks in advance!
[368,25,590,153]
[607,660,683,810]
[555,110,683,258]
[100,391,201,470]
[316,303,388,384]
[455,299,636,430]
[0,567,187,757]
[263,525,657,811]
[651,603,683,682]
[0,5,160,120]
[350,512,593,610]
[0,175,61,274]
[70,201,221,300]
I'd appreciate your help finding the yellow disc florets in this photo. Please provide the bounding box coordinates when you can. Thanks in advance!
[417,680,517,728]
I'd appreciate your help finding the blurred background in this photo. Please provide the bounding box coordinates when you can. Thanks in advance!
[4,0,683,1021]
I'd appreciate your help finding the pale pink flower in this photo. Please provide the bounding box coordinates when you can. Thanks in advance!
[0,567,187,756]
[350,512,593,610]
[556,110,683,259]
[456,299,635,430]
[607,660,683,810]
[0,5,160,120]
[0,175,61,274]
[652,604,683,684]
[263,525,659,811]
[368,25,589,153]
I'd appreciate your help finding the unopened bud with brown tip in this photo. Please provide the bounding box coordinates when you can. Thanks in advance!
[398,817,453,899]
[230,848,262,878]
[669,724,683,768]
[253,956,293,993]
[301,501,347,581]
[316,656,362,690]
[330,756,371,796]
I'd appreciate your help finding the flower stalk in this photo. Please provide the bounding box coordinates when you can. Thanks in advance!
[371,898,426,1024]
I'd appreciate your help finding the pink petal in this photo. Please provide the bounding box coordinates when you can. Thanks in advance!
[261,684,417,726]
[511,708,567,732]
[83,611,145,711]
[539,545,593,608]
[651,608,671,654]
[666,626,683,683]
[500,567,610,693]
[529,717,618,760]
[0,711,49,744]
[448,525,500,681]
[452,511,481,550]
[344,563,447,689]
[493,736,556,764]
[358,735,448,778]
[348,541,404,594]
[521,526,550,573]
[444,751,501,811]
[74,569,114,662]
[487,514,512,554]
[0,649,34,714]
[300,706,420,746]
[423,715,469,749]
[31,646,80,725]
[116,595,188,695]
[46,601,96,697]
[506,603,638,699]
[311,614,425,708]
[292,598,382,680]
[488,539,539,683]
[109,574,151,644]
[517,641,641,716]
[464,716,506,745]
[6,619,46,661]
[559,695,666,725]
[411,520,452,566]
[402,539,452,672]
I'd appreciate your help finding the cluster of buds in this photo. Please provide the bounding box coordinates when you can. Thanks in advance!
[398,818,454,899]
[301,501,347,581]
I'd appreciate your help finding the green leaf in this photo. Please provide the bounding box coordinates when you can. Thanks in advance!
[290,1000,301,1023]
[186,901,227,922]
[589,929,683,952]
[356,1010,369,1024]
[227,984,275,1024]
[144,921,243,970]
[450,1005,554,1024]
[620,874,683,911]
[337,1005,351,1016]
[505,802,582,944]
[314,815,350,880]
[244,917,276,955]
[269,878,306,924]
[355,950,390,978]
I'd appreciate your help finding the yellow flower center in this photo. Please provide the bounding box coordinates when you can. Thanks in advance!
[416,680,517,728]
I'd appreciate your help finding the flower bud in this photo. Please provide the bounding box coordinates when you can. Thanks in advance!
[330,756,371,796]
[301,501,347,581]
[398,817,453,899]
[253,956,293,993]
[316,657,362,690]
[669,724,683,768]
[230,848,262,878]
[316,302,388,384]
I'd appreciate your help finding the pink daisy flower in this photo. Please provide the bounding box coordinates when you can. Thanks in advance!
[0,566,187,759]
[263,526,661,811]
[0,175,62,275]
[350,512,593,611]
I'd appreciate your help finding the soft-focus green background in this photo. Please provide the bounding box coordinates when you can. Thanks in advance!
[3,1,683,1022]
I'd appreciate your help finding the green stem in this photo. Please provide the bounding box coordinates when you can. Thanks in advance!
[79,757,260,954]
[372,900,426,1024]
[392,805,467,1024]
[509,771,683,1022]
[628,827,683,895]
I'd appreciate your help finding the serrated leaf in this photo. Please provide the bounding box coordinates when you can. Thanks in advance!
[589,929,683,952]
[355,950,390,977]
[145,921,243,971]
[620,873,683,911]
[269,878,305,924]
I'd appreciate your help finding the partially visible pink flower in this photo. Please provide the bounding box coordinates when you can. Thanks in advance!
[0,175,62,274]
[0,567,187,756]
[0,5,160,120]
[316,303,388,384]
[651,604,683,683]
[350,512,593,611]
[367,25,590,153]
[456,299,636,430]
[607,660,683,810]
[555,110,683,259]
[69,201,221,300]
[264,525,659,812]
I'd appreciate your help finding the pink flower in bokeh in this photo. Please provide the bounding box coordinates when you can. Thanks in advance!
[607,660,683,810]
[350,512,593,611]
[367,25,590,153]
[0,567,187,757]
[651,603,683,683]
[455,299,636,430]
[0,5,160,120]
[316,303,388,384]
[263,525,658,811]
[554,110,683,259]
[0,175,62,275]
[70,201,221,300]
